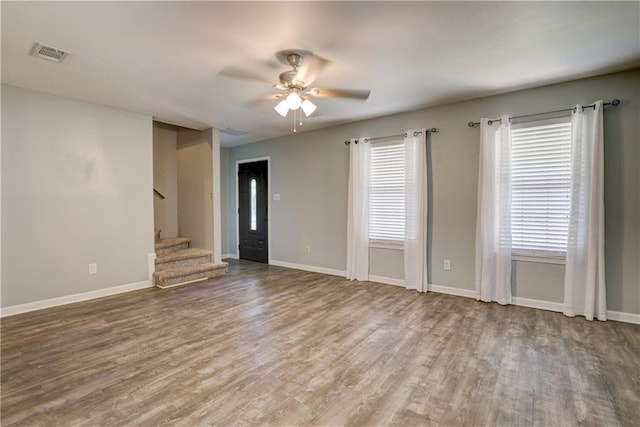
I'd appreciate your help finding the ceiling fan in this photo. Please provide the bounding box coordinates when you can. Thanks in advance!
[220,51,371,131]
[271,52,371,118]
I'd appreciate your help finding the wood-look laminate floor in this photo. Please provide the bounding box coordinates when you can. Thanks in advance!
[2,260,639,426]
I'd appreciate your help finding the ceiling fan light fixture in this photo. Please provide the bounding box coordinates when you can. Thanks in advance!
[301,99,317,117]
[285,92,302,110]
[274,99,289,117]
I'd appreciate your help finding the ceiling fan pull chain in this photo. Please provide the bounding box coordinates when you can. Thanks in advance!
[293,108,297,133]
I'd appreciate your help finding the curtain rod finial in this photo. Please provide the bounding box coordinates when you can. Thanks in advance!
[430,128,439,133]
[611,99,620,106]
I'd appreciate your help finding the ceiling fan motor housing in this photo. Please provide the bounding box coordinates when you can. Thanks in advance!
[279,70,297,86]
[286,53,302,68]
[279,53,305,88]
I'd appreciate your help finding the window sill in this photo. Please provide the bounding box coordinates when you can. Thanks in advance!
[512,254,565,265]
[369,242,404,250]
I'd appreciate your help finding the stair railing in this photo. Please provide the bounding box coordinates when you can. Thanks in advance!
[153,188,166,200]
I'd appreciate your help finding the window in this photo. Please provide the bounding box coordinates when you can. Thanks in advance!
[250,178,257,231]
[369,141,405,244]
[511,117,571,258]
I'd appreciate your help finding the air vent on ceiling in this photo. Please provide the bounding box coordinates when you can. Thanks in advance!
[30,42,69,63]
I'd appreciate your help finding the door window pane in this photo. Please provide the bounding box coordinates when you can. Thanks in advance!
[250,179,257,231]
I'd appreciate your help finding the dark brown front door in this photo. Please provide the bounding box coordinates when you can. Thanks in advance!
[238,160,268,263]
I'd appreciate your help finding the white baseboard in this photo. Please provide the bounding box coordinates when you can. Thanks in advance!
[429,284,476,299]
[5,267,636,325]
[369,275,405,287]
[428,285,640,324]
[607,310,640,324]
[0,280,153,318]
[222,253,238,259]
[512,296,564,313]
[269,259,346,277]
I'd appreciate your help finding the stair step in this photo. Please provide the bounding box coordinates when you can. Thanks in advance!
[155,248,213,272]
[153,262,228,289]
[155,237,190,256]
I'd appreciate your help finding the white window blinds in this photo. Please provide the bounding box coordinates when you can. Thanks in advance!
[511,118,571,256]
[369,141,405,243]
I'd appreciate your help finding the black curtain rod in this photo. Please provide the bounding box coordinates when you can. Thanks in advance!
[467,99,621,127]
[344,128,438,145]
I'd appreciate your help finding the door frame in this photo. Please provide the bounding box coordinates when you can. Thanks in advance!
[235,157,271,264]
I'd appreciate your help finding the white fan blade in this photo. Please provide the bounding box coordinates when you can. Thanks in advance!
[307,87,371,100]
[218,67,273,85]
[295,55,331,86]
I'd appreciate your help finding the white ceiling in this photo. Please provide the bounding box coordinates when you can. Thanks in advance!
[2,2,639,147]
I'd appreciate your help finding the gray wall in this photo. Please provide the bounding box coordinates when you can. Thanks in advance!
[228,136,349,268]
[177,128,213,251]
[2,84,154,307]
[224,70,639,315]
[153,122,178,238]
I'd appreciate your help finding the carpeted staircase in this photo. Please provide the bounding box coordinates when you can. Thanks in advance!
[153,234,227,289]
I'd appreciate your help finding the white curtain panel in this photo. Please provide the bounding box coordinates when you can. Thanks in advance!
[404,129,428,292]
[346,138,370,281]
[563,100,607,321]
[475,115,513,304]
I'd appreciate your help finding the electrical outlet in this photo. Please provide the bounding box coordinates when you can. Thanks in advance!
[443,259,451,271]
[89,263,98,275]
[305,245,311,254]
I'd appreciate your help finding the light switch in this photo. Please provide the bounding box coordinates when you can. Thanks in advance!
[273,193,281,200]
